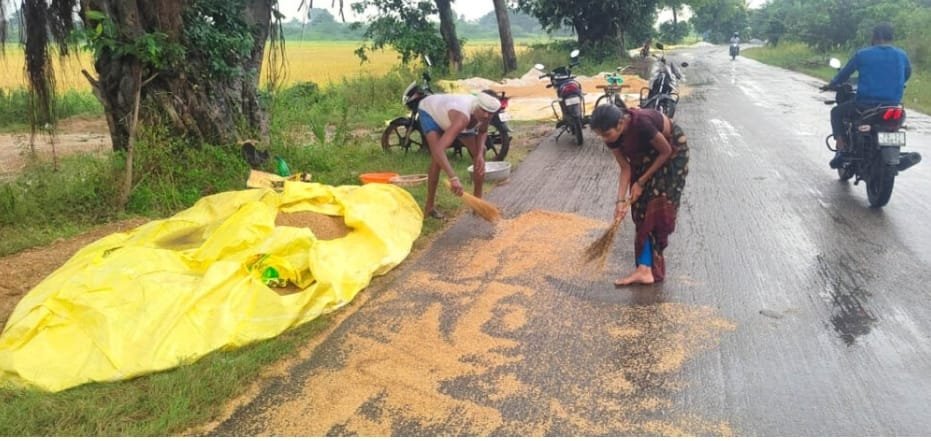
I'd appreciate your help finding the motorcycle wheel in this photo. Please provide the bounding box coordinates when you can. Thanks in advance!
[658,98,677,119]
[573,117,584,146]
[483,118,511,161]
[381,120,424,153]
[866,165,896,207]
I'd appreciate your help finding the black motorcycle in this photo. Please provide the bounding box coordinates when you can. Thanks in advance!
[536,49,586,146]
[639,43,688,119]
[381,57,512,161]
[821,57,921,207]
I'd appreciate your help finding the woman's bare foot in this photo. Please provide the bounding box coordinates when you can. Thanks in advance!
[614,265,655,286]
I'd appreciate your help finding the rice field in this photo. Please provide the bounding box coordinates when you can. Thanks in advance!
[0,40,523,94]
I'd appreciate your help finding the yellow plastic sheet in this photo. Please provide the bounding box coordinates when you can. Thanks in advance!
[0,181,422,392]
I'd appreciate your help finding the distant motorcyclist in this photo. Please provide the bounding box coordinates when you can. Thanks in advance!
[640,37,652,59]
[729,32,740,60]
[822,23,911,169]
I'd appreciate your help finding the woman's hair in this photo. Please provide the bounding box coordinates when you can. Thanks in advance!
[590,104,626,132]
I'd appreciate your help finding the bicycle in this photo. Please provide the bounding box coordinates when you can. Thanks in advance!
[593,66,630,110]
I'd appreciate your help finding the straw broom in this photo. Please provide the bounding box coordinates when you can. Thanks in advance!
[583,201,629,264]
[444,179,502,223]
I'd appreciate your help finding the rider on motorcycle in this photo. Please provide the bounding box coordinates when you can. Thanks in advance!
[730,32,740,46]
[822,23,911,169]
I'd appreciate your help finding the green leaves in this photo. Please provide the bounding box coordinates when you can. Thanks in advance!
[79,10,183,72]
[183,0,255,80]
[351,0,447,69]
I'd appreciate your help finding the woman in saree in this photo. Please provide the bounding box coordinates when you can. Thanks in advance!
[589,104,689,285]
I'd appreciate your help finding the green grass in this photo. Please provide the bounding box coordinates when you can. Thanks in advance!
[0,89,103,131]
[743,41,931,114]
[0,315,333,436]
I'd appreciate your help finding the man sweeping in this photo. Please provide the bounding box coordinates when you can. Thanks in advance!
[420,93,501,219]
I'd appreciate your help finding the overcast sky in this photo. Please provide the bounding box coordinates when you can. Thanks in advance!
[276,0,768,23]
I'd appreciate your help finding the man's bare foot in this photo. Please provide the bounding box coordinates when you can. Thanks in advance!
[614,265,655,286]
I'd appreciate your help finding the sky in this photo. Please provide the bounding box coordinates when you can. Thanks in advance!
[275,0,768,23]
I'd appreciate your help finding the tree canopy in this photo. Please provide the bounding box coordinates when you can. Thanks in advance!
[516,0,659,51]
[749,0,931,59]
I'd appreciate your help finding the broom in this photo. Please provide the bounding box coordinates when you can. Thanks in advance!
[444,179,502,223]
[583,201,629,264]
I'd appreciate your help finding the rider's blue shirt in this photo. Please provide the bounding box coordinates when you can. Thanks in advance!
[830,44,911,105]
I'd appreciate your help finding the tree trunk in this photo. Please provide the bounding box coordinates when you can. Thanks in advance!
[492,0,517,73]
[80,0,272,152]
[672,7,678,27]
[434,0,462,72]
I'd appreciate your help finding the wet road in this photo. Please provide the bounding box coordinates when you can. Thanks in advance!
[209,44,931,436]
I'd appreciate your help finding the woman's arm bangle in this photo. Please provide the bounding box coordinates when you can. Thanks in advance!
[617,198,628,204]
[450,176,460,182]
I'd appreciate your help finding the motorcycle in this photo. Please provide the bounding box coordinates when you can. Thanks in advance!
[535,49,586,146]
[821,57,921,207]
[729,41,740,60]
[380,56,512,161]
[639,43,688,119]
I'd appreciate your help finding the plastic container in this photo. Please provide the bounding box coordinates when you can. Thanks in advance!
[468,161,511,182]
[359,172,400,184]
[389,174,428,187]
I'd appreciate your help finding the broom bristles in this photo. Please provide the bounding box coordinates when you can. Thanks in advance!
[462,191,502,223]
[584,218,621,263]
[444,179,502,223]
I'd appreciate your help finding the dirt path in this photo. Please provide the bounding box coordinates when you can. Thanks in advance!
[0,116,111,179]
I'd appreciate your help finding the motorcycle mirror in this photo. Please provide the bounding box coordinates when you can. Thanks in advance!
[570,49,580,58]
[534,63,545,71]
[680,62,689,68]
[829,58,842,69]
[424,55,432,67]
[655,43,665,50]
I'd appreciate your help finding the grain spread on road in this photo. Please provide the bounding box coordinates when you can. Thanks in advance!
[250,209,736,436]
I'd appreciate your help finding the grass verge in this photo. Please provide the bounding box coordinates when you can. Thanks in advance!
[743,42,931,114]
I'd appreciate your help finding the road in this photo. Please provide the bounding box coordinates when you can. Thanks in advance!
[208,44,931,436]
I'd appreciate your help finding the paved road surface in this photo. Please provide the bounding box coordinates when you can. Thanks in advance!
[209,44,931,436]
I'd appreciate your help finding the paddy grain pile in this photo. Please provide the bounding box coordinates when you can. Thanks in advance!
[275,211,351,240]
[255,209,737,436]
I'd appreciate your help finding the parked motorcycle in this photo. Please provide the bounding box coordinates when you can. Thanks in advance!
[639,43,688,119]
[535,49,586,146]
[821,57,921,207]
[381,57,512,161]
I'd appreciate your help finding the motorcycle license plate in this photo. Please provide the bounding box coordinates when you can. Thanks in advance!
[878,131,906,146]
[564,96,581,105]
[497,111,511,122]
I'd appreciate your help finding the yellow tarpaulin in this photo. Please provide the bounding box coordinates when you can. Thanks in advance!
[0,181,423,392]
